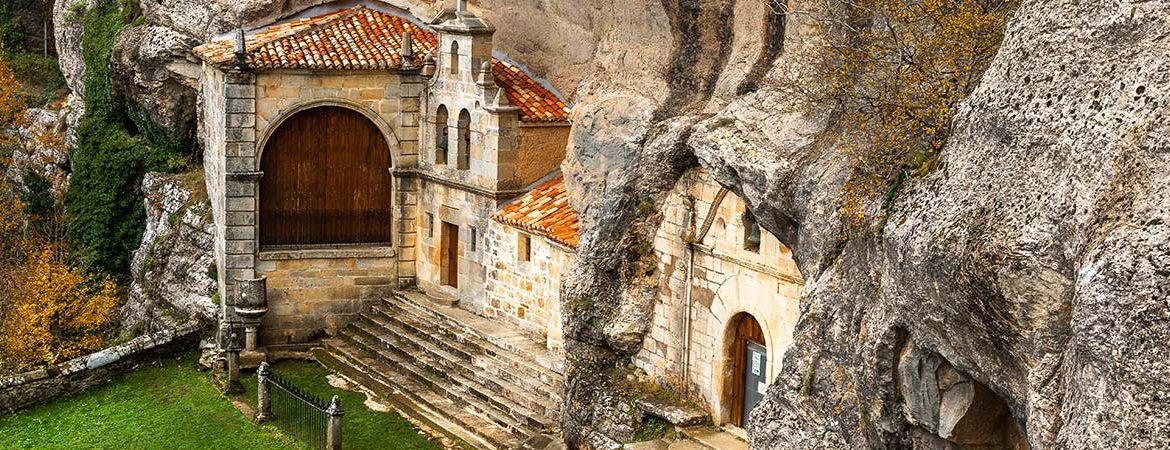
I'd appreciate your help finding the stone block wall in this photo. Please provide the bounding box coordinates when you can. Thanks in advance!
[255,249,396,344]
[0,324,200,413]
[634,168,803,424]
[516,123,570,188]
[483,220,571,352]
[415,181,497,312]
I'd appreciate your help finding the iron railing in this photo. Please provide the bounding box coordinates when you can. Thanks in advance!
[257,362,343,450]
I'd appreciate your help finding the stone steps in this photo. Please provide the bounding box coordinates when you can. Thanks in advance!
[315,338,522,450]
[357,309,562,418]
[345,319,557,432]
[317,290,565,449]
[388,292,564,380]
[370,299,564,404]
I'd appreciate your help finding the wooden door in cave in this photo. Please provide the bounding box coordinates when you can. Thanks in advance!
[730,313,766,428]
[260,106,393,247]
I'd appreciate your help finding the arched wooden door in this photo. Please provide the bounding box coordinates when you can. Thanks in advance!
[260,106,393,247]
[728,313,766,428]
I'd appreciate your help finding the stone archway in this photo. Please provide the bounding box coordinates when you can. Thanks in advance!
[723,312,768,428]
[259,105,394,247]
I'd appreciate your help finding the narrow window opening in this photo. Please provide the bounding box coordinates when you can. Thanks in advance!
[744,211,761,253]
[449,40,460,75]
[470,227,478,252]
[518,234,531,262]
[435,105,449,165]
[457,109,471,170]
[426,213,435,238]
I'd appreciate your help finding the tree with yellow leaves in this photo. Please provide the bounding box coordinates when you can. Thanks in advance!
[1,246,119,371]
[774,0,1015,224]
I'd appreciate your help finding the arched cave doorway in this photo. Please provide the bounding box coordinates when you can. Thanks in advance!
[725,312,767,428]
[260,105,393,247]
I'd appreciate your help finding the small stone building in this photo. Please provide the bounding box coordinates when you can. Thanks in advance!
[193,2,570,344]
[636,167,804,429]
[487,173,579,353]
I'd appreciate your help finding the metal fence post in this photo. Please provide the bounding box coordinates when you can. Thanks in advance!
[326,395,344,450]
[256,362,271,422]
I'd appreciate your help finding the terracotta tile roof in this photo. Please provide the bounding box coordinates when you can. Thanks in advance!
[491,58,570,122]
[492,174,579,248]
[193,7,436,70]
[193,6,569,122]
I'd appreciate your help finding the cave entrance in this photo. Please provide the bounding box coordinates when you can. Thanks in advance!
[726,312,767,428]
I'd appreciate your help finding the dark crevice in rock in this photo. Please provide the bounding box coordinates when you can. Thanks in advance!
[653,0,738,121]
[735,5,786,95]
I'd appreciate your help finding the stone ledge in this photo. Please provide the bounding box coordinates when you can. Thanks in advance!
[635,396,710,427]
[0,322,202,413]
[259,246,397,261]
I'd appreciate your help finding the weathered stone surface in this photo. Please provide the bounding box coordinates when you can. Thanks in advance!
[0,323,199,413]
[120,172,217,335]
[109,24,203,142]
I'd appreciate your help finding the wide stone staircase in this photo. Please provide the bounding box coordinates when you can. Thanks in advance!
[313,291,565,449]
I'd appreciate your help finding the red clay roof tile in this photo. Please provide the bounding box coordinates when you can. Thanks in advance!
[193,6,569,122]
[492,174,579,248]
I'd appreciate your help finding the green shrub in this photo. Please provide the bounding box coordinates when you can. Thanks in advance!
[65,0,184,276]
[20,169,53,220]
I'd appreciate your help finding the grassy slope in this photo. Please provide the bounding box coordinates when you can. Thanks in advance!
[0,354,444,450]
[0,354,298,450]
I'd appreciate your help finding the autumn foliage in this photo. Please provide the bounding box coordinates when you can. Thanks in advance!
[0,56,117,373]
[777,0,1015,223]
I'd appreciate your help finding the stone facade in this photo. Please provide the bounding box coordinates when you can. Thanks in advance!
[413,11,569,309]
[484,220,572,352]
[634,167,803,425]
[197,5,570,347]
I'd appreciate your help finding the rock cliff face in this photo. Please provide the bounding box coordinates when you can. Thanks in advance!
[72,0,1170,448]
[119,172,217,335]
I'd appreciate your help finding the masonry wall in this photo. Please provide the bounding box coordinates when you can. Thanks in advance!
[199,64,228,302]
[634,168,803,425]
[256,249,396,344]
[483,221,571,352]
[516,124,570,187]
[415,182,497,311]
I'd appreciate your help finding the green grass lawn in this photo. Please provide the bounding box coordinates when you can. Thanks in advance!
[0,354,445,450]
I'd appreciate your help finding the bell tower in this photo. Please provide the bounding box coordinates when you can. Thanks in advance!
[431,0,496,84]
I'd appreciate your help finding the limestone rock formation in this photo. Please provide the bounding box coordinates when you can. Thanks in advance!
[52,0,91,97]
[108,24,202,141]
[64,0,1170,448]
[119,172,217,335]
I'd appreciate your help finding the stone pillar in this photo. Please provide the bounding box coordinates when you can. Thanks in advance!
[395,74,425,287]
[256,362,271,422]
[326,395,345,450]
[223,325,245,395]
[222,70,259,302]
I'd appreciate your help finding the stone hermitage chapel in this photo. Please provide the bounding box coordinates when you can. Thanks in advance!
[194,0,804,445]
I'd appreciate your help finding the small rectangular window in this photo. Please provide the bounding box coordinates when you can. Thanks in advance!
[518,233,531,262]
[426,213,434,238]
[470,228,478,252]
